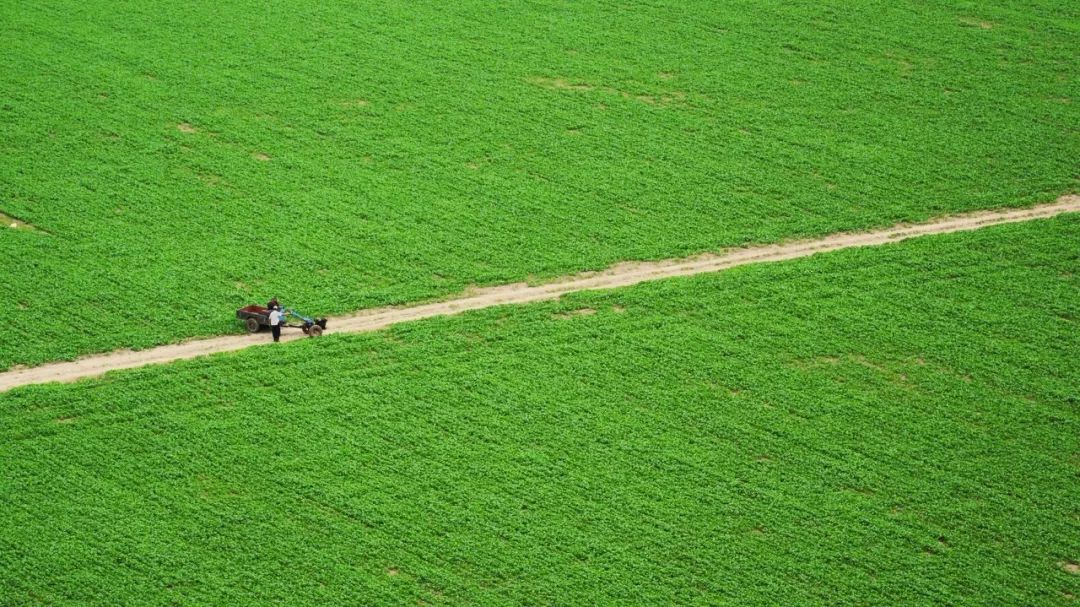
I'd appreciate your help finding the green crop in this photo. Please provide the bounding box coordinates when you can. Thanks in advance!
[1,0,1078,368]
[2,217,1077,605]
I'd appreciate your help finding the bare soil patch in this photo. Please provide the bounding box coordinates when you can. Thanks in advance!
[789,355,840,369]
[848,486,876,497]
[197,173,223,186]
[1,211,42,233]
[1062,561,1080,574]
[553,308,596,319]
[852,355,888,373]
[959,17,994,29]
[615,89,685,106]
[529,76,685,107]
[528,76,593,91]
[177,123,197,133]
[253,153,271,161]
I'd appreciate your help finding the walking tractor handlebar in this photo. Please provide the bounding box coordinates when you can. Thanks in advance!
[283,308,312,324]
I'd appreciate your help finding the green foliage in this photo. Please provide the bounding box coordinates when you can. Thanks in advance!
[1,0,1078,367]
[2,218,1078,605]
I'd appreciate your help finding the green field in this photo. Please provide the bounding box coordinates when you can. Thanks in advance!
[2,0,1078,368]
[3,218,1078,605]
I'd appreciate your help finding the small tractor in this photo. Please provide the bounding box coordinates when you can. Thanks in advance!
[236,305,328,337]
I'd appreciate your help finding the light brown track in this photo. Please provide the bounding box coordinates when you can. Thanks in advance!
[3,195,1078,392]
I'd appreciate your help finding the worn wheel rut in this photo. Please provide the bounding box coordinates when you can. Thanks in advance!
[3,195,1077,392]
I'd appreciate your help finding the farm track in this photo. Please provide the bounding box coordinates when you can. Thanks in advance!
[3,195,1078,392]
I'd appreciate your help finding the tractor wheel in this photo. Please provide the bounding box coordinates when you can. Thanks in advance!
[309,324,323,337]
[244,317,260,333]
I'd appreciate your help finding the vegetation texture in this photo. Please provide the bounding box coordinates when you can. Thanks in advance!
[2,0,1078,367]
[2,218,1078,605]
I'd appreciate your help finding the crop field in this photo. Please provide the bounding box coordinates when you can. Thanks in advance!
[2,218,1078,605]
[2,0,1078,368]
[3,0,1078,604]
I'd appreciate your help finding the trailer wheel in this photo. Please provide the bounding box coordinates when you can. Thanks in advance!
[309,325,323,337]
[244,317,260,333]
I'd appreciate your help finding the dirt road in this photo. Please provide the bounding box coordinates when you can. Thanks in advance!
[2,195,1077,392]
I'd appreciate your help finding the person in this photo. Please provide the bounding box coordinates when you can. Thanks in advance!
[269,306,283,342]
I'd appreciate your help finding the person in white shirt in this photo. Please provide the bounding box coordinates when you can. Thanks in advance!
[269,306,283,342]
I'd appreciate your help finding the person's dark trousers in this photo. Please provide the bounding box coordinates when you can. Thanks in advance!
[272,324,281,342]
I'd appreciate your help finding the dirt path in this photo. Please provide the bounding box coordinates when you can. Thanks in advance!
[3,195,1078,392]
